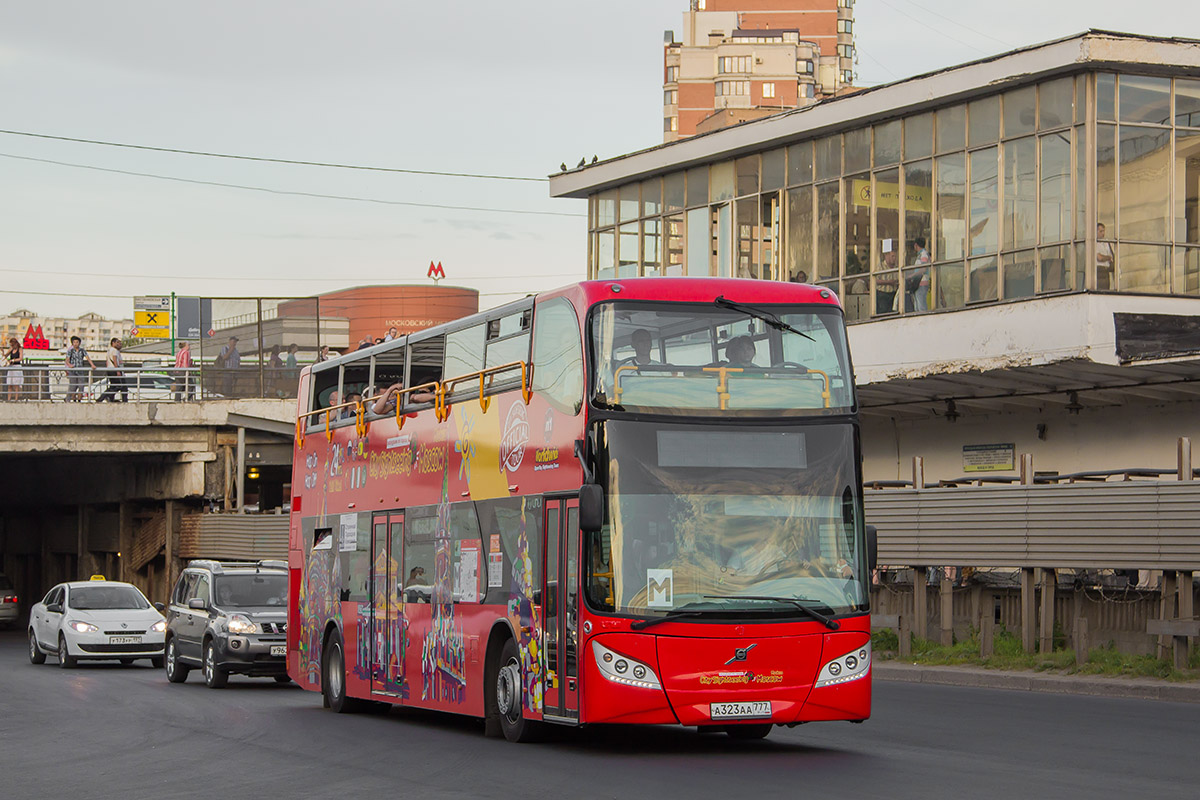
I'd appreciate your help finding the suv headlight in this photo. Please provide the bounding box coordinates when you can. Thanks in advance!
[592,641,662,690]
[227,614,258,635]
[69,620,99,633]
[814,642,871,688]
[149,620,167,633]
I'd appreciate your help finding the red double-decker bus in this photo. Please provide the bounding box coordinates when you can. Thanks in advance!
[288,278,874,742]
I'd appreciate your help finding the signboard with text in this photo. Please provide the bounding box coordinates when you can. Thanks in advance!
[175,297,214,340]
[962,443,1016,473]
[132,296,172,339]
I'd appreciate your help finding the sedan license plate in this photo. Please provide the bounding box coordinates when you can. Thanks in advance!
[270,645,286,657]
[710,701,771,720]
[109,636,142,645]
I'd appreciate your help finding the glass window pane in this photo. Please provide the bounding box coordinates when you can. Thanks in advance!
[874,167,900,315]
[710,161,735,203]
[968,96,999,147]
[816,135,841,181]
[1039,244,1073,294]
[874,120,902,166]
[786,185,814,282]
[816,181,840,280]
[761,193,780,280]
[1118,126,1170,242]
[1118,243,1169,293]
[1097,122,1117,238]
[1176,130,1200,244]
[1003,250,1036,300]
[968,255,998,302]
[686,207,709,276]
[1003,86,1036,138]
[597,230,615,280]
[904,160,933,310]
[1038,78,1073,130]
[643,218,661,276]
[788,141,813,185]
[735,155,759,197]
[735,199,760,278]
[846,172,870,278]
[618,222,638,277]
[1075,75,1086,124]
[641,178,662,217]
[713,204,732,277]
[762,148,785,192]
[1175,246,1200,295]
[874,271,899,316]
[1097,73,1116,121]
[1176,78,1200,128]
[845,128,870,173]
[1040,132,1072,244]
[1075,126,1087,244]
[619,185,639,223]
[936,105,966,153]
[686,166,708,208]
[1119,75,1171,125]
[969,147,999,255]
[1004,137,1037,250]
[934,262,965,309]
[665,172,685,214]
[905,114,933,161]
[936,153,966,262]
[665,214,684,276]
[597,190,616,227]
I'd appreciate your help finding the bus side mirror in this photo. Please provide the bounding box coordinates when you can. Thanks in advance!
[865,525,878,574]
[579,484,604,532]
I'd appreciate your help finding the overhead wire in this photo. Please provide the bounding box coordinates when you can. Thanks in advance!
[873,0,994,56]
[0,128,548,182]
[893,0,1014,49]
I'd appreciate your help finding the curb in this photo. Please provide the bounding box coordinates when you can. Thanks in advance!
[873,662,1200,704]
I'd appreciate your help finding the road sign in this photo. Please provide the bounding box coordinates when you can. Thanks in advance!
[134,296,171,311]
[176,297,214,340]
[135,310,169,327]
[136,328,171,339]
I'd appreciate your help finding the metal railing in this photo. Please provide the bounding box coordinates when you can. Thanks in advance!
[0,363,303,402]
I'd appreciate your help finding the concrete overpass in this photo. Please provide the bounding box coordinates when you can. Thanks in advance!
[0,399,296,612]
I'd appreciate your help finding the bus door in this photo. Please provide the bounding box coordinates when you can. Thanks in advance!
[542,497,580,721]
[370,511,404,697]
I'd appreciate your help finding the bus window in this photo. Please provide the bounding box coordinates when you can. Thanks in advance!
[485,309,532,370]
[368,344,406,416]
[309,366,339,425]
[403,502,484,604]
[408,337,444,399]
[532,297,584,415]
[445,324,485,383]
[340,360,370,420]
[404,508,436,603]
[476,497,543,605]
[341,512,370,602]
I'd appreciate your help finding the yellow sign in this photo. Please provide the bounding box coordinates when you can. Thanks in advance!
[89,574,106,581]
[850,179,932,212]
[134,327,171,339]
[135,310,171,327]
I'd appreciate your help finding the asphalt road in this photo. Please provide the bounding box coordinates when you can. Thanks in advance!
[1,628,1196,800]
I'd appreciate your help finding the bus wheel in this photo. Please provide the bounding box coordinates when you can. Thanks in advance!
[323,629,367,713]
[725,724,772,740]
[494,638,542,743]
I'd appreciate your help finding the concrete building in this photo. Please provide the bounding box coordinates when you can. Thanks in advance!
[552,30,1200,486]
[1,309,134,353]
[663,0,855,142]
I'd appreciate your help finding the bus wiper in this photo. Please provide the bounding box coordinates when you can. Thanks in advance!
[630,610,707,631]
[705,594,840,630]
[714,296,814,342]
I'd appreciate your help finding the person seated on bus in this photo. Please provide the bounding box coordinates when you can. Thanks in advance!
[340,391,362,420]
[371,382,435,415]
[618,328,659,367]
[326,389,339,411]
[723,335,758,368]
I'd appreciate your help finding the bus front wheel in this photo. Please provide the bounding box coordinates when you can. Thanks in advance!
[494,638,542,743]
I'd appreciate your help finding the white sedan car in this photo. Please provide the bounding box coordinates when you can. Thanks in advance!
[29,579,166,668]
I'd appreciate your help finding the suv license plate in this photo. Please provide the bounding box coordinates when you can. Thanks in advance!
[109,636,142,645]
[710,701,771,720]
[270,645,286,657]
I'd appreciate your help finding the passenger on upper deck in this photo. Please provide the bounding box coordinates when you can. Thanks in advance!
[371,381,435,415]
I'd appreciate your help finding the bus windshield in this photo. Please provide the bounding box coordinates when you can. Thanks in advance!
[590,300,853,416]
[586,420,868,619]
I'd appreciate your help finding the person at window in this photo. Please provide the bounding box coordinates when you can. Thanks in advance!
[1096,223,1115,290]
[724,335,757,367]
[620,328,659,367]
[371,381,434,415]
[64,335,95,402]
[907,237,932,311]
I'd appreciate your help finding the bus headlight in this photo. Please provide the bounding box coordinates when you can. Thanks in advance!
[592,641,662,690]
[814,642,870,688]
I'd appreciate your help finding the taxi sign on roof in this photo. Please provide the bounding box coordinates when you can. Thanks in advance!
[89,574,106,581]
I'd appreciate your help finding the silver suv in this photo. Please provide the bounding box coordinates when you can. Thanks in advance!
[162,560,290,688]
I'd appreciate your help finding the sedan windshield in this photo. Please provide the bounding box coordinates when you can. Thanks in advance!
[586,420,867,618]
[214,575,287,608]
[69,585,150,610]
[591,301,853,416]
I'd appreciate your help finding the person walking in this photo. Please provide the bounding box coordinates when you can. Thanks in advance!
[97,337,127,402]
[173,341,194,400]
[64,335,96,402]
[4,337,24,402]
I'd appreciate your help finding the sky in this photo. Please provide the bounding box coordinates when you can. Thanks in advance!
[1,0,1195,322]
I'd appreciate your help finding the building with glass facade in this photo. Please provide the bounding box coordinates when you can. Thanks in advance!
[551,31,1200,483]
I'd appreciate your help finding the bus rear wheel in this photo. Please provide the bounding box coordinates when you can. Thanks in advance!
[494,638,542,743]
[725,724,772,740]
[323,629,367,713]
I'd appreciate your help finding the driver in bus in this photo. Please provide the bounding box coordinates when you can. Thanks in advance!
[724,336,758,368]
[619,328,658,367]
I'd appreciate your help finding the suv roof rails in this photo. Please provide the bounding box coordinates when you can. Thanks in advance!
[184,559,287,575]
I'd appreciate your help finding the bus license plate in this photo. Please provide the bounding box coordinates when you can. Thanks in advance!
[109,636,142,645]
[270,645,286,657]
[710,701,771,720]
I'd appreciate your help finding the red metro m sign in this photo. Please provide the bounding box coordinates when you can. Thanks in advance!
[22,324,50,350]
[428,261,446,284]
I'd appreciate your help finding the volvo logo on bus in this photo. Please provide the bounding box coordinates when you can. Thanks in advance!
[725,643,758,665]
[499,402,530,473]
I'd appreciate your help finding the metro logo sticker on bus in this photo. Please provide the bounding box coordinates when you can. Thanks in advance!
[499,402,529,473]
[647,569,674,608]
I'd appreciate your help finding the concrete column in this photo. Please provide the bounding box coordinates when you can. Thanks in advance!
[118,502,133,583]
[1039,568,1055,654]
[1177,571,1194,671]
[939,574,954,646]
[223,445,233,510]
[1020,453,1035,485]
[912,567,928,641]
[236,427,246,513]
[911,456,924,490]
[76,505,90,581]
[164,500,176,604]
[1179,437,1193,481]
[1073,617,1089,664]
[1159,571,1177,660]
[1020,567,1037,653]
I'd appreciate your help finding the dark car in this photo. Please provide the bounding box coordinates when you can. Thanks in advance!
[161,560,289,688]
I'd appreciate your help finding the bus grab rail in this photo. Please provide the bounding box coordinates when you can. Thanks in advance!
[614,363,832,409]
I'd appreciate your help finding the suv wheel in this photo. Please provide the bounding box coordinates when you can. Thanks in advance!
[28,630,46,664]
[203,639,228,688]
[164,638,189,683]
[58,634,77,669]
[323,629,366,713]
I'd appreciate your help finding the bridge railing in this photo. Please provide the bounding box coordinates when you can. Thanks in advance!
[0,363,302,402]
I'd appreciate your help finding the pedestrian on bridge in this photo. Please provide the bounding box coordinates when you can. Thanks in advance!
[4,338,23,402]
[64,335,96,402]
[97,338,127,402]
[173,341,194,401]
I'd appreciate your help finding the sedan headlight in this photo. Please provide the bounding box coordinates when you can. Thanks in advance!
[227,614,258,635]
[69,621,99,633]
[149,620,167,633]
